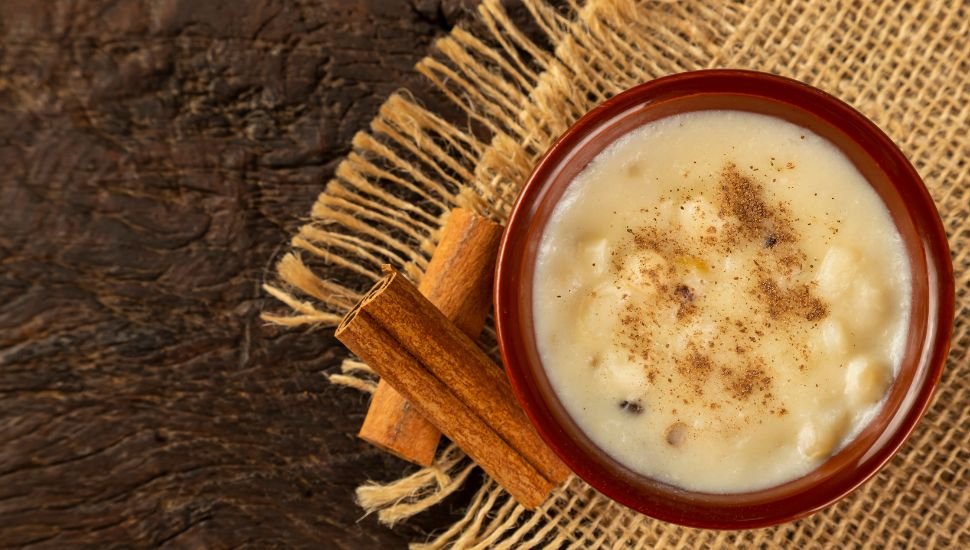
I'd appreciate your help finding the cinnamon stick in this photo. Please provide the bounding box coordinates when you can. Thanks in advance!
[358,208,503,466]
[336,270,571,508]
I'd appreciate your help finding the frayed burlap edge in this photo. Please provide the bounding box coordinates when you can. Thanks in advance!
[264,0,970,547]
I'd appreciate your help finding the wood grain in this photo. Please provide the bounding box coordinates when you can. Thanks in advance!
[0,1,482,547]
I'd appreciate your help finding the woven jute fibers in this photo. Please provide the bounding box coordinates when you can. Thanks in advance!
[264,0,969,547]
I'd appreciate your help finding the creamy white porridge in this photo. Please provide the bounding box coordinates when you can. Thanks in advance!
[533,110,911,493]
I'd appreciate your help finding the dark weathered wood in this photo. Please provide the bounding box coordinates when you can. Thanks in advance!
[0,1,481,547]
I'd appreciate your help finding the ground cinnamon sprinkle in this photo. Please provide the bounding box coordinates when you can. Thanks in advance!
[757,278,828,321]
[718,163,795,243]
[778,253,804,274]
[676,350,714,396]
[724,365,773,401]
[674,284,696,319]
[606,160,830,424]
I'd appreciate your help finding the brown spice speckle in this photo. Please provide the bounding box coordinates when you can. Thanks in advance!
[757,278,828,321]
[676,350,714,397]
[601,160,834,429]
[725,365,773,401]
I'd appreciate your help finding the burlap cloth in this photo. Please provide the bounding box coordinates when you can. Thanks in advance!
[264,0,970,547]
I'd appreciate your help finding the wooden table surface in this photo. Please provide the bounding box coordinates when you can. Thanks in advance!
[0,1,484,547]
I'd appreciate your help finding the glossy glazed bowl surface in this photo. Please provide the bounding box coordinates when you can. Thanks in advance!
[494,70,954,529]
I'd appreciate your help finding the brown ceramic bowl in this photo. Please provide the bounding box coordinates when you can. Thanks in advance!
[494,70,954,529]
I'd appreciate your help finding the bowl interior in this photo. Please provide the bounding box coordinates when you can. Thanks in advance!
[495,70,954,528]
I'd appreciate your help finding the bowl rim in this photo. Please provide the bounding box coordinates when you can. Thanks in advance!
[494,69,955,529]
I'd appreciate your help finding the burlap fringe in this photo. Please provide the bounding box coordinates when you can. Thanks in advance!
[356,444,477,527]
[265,0,970,547]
